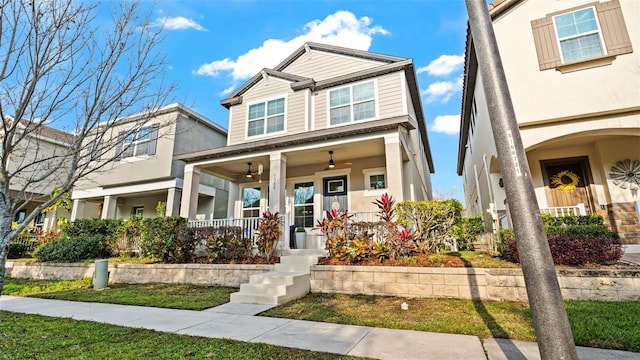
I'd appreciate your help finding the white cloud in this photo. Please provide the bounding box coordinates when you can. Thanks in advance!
[220,84,237,96]
[417,54,464,76]
[421,76,463,103]
[431,115,460,135]
[151,16,207,31]
[195,11,389,80]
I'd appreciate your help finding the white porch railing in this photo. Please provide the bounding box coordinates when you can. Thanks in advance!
[540,203,587,217]
[350,211,380,223]
[189,217,261,241]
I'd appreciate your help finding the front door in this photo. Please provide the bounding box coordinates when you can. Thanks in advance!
[542,158,593,214]
[323,175,348,212]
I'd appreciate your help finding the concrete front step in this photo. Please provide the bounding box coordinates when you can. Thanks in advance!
[280,249,327,257]
[230,253,318,306]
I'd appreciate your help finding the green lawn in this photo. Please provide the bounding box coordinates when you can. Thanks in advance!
[3,277,639,352]
[2,278,236,310]
[0,311,364,360]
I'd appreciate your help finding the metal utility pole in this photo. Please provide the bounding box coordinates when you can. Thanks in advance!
[464,1,578,359]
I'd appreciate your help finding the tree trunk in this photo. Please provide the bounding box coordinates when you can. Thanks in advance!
[0,244,7,297]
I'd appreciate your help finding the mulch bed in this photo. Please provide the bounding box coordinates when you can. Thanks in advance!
[317,254,466,267]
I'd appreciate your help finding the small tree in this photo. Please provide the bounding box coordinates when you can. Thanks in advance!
[0,0,174,296]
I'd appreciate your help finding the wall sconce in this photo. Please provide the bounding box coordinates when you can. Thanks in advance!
[498,178,504,188]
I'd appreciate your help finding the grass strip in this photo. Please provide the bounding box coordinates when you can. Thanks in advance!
[2,278,236,310]
[0,311,364,360]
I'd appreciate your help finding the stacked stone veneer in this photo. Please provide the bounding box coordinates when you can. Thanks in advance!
[607,202,640,244]
[310,265,640,302]
[7,262,273,287]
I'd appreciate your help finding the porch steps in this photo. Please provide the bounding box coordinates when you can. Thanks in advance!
[229,249,326,306]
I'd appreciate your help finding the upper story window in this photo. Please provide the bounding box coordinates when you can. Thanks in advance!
[329,80,376,126]
[553,7,604,63]
[531,0,632,72]
[115,123,159,160]
[247,97,285,137]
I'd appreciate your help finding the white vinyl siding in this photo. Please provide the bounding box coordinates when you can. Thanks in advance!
[553,7,605,63]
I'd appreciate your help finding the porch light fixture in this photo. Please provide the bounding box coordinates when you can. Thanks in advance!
[328,151,335,168]
[246,162,253,178]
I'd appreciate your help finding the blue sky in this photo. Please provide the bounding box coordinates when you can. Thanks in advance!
[136,0,470,202]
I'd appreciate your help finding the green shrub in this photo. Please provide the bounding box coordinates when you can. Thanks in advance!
[542,214,604,226]
[63,218,123,240]
[138,216,188,263]
[33,235,110,262]
[8,242,28,259]
[395,199,460,253]
[455,215,485,250]
[545,224,613,237]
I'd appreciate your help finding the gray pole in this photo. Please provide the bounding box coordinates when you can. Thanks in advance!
[464,1,578,359]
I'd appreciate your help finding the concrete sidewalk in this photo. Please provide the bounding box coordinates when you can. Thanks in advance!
[1,296,637,360]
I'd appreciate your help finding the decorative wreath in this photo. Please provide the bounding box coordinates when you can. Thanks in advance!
[550,170,580,192]
[610,159,640,190]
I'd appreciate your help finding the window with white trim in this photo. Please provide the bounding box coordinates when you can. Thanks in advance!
[116,123,159,160]
[242,187,261,217]
[362,168,387,194]
[553,7,604,64]
[329,81,376,125]
[293,182,314,228]
[247,97,285,137]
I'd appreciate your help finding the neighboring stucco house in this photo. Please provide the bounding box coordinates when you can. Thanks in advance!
[3,118,73,231]
[71,104,229,221]
[176,42,434,248]
[458,0,639,243]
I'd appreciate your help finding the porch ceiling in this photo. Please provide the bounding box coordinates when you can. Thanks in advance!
[527,131,639,151]
[198,137,388,181]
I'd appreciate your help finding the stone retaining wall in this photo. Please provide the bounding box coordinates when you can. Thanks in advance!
[7,262,639,302]
[6,262,274,287]
[310,265,640,302]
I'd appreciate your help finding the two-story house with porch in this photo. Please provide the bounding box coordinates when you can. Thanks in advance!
[458,0,639,245]
[71,104,229,221]
[176,42,435,249]
[4,118,73,231]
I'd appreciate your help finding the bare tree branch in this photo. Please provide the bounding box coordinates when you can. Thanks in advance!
[0,0,176,294]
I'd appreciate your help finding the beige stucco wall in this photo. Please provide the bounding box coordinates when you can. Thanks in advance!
[492,0,640,123]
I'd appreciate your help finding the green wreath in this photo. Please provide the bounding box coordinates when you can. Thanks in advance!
[550,170,580,192]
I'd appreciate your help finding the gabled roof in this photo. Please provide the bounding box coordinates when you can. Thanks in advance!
[457,0,525,175]
[216,42,434,173]
[4,117,75,145]
[220,42,407,109]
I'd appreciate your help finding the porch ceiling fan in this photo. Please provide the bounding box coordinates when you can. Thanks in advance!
[241,162,263,182]
[318,151,352,171]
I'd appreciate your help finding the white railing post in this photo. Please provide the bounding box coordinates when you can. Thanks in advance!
[576,203,586,216]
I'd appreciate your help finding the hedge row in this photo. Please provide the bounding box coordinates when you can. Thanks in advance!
[502,234,623,265]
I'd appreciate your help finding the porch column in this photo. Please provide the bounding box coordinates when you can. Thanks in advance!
[179,165,200,220]
[228,182,239,218]
[269,152,287,214]
[70,199,86,221]
[101,195,118,219]
[165,188,181,216]
[384,133,404,200]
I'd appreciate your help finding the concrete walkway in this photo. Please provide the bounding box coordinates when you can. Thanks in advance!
[1,296,638,359]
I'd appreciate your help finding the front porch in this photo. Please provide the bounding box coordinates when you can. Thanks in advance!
[178,131,430,244]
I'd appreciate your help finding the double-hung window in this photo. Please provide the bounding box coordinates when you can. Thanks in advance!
[553,7,604,64]
[247,97,285,137]
[329,81,376,126]
[293,182,314,228]
[531,0,632,71]
[116,123,159,160]
[242,187,261,218]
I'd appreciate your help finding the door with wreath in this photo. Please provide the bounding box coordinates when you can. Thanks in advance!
[541,158,594,215]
